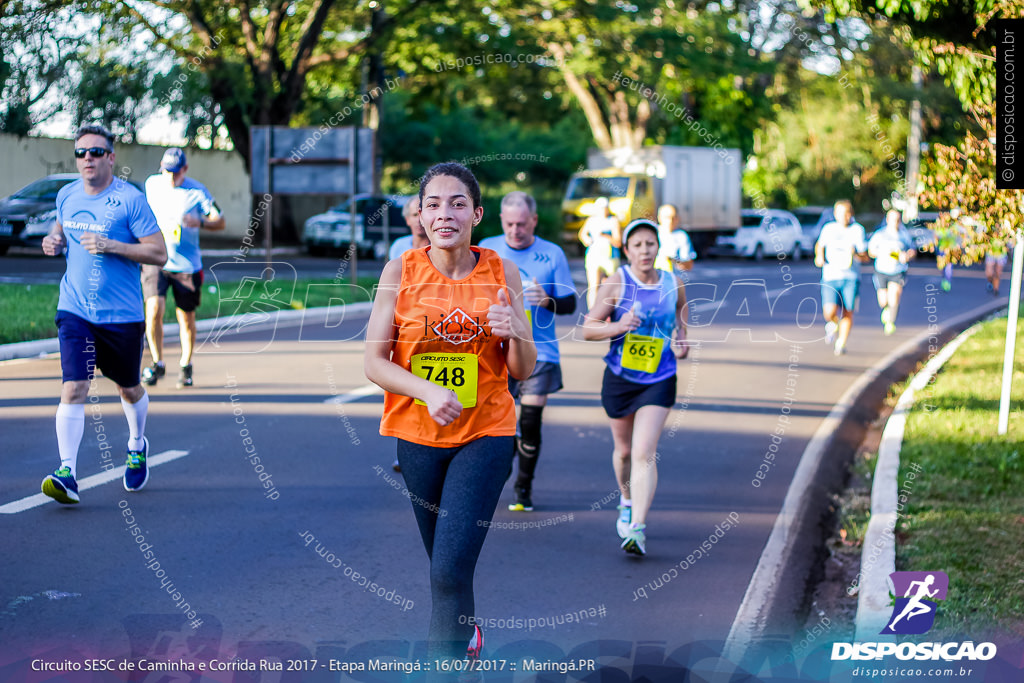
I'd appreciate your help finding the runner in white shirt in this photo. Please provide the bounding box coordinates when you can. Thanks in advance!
[814,199,868,355]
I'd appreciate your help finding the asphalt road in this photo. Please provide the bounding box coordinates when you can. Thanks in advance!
[0,257,1004,681]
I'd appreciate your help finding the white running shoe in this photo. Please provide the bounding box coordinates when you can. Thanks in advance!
[616,505,632,539]
[825,321,838,345]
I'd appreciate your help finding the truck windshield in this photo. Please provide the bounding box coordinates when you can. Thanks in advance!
[567,176,630,199]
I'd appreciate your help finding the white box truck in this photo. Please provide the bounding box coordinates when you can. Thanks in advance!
[561,145,742,255]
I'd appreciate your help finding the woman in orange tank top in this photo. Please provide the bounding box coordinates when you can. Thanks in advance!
[364,163,536,668]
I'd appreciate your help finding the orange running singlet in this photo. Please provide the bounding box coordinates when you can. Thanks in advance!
[379,246,517,447]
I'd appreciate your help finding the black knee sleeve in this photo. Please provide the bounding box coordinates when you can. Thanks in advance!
[518,405,544,457]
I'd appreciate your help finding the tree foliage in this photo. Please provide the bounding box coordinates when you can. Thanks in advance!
[808,0,1023,261]
[0,2,84,136]
[920,108,1022,265]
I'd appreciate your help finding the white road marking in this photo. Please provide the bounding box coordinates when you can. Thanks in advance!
[324,384,382,404]
[0,449,190,514]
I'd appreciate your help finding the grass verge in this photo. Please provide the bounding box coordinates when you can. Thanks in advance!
[897,315,1024,640]
[0,277,378,345]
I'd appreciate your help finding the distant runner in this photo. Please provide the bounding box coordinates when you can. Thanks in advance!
[867,209,915,335]
[142,147,226,388]
[479,191,576,511]
[815,199,867,355]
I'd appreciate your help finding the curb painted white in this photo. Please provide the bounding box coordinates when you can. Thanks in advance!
[854,321,987,640]
[722,298,1007,665]
[0,302,374,362]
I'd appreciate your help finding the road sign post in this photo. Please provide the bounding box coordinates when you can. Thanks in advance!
[251,126,374,277]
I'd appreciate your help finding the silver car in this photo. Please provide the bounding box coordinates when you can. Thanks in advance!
[709,208,803,261]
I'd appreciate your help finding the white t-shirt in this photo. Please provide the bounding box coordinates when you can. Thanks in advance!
[817,221,866,281]
[656,229,696,274]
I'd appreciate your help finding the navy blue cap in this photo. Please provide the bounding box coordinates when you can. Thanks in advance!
[160,147,187,173]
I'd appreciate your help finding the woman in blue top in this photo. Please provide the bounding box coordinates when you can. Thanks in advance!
[582,219,688,556]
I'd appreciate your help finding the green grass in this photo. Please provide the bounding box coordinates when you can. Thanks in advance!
[0,277,378,345]
[897,316,1024,640]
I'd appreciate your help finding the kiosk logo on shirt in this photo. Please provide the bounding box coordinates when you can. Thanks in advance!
[430,308,486,345]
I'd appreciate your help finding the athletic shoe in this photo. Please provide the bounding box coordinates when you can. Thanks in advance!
[880,306,890,326]
[884,321,896,336]
[616,505,632,539]
[176,364,193,388]
[824,321,838,345]
[986,281,994,293]
[142,363,165,386]
[466,624,484,660]
[457,625,485,683]
[392,458,401,472]
[621,523,646,556]
[123,437,150,491]
[833,343,847,356]
[508,485,533,512]
[941,278,952,292]
[41,466,80,505]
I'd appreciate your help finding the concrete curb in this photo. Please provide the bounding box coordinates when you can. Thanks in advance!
[722,295,1009,667]
[0,302,374,363]
[853,320,990,640]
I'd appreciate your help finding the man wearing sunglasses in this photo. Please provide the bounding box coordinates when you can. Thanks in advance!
[141,147,225,388]
[40,124,167,505]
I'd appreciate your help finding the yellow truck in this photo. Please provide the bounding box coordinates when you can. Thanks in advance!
[562,145,742,255]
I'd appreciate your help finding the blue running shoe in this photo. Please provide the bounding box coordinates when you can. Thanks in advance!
[41,466,80,504]
[123,437,150,491]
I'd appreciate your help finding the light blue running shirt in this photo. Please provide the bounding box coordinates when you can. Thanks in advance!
[56,178,161,324]
[478,235,575,365]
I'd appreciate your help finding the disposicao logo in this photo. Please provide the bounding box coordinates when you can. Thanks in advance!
[881,571,948,635]
[831,570,997,662]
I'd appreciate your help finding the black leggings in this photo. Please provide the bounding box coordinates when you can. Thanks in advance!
[397,436,514,660]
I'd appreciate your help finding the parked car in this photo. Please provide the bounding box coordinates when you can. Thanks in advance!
[302,194,411,258]
[708,208,803,260]
[792,205,834,254]
[0,173,79,255]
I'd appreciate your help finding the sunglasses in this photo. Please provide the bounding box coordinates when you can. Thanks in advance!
[74,147,112,159]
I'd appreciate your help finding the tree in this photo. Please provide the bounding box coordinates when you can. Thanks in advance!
[74,51,157,144]
[91,0,438,171]
[0,2,84,135]
[807,0,1020,260]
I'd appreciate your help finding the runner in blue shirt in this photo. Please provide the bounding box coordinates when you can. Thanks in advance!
[40,124,167,504]
[479,191,577,512]
[867,209,915,335]
[142,147,225,388]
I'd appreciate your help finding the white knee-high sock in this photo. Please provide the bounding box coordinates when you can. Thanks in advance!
[121,393,149,452]
[56,403,85,476]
